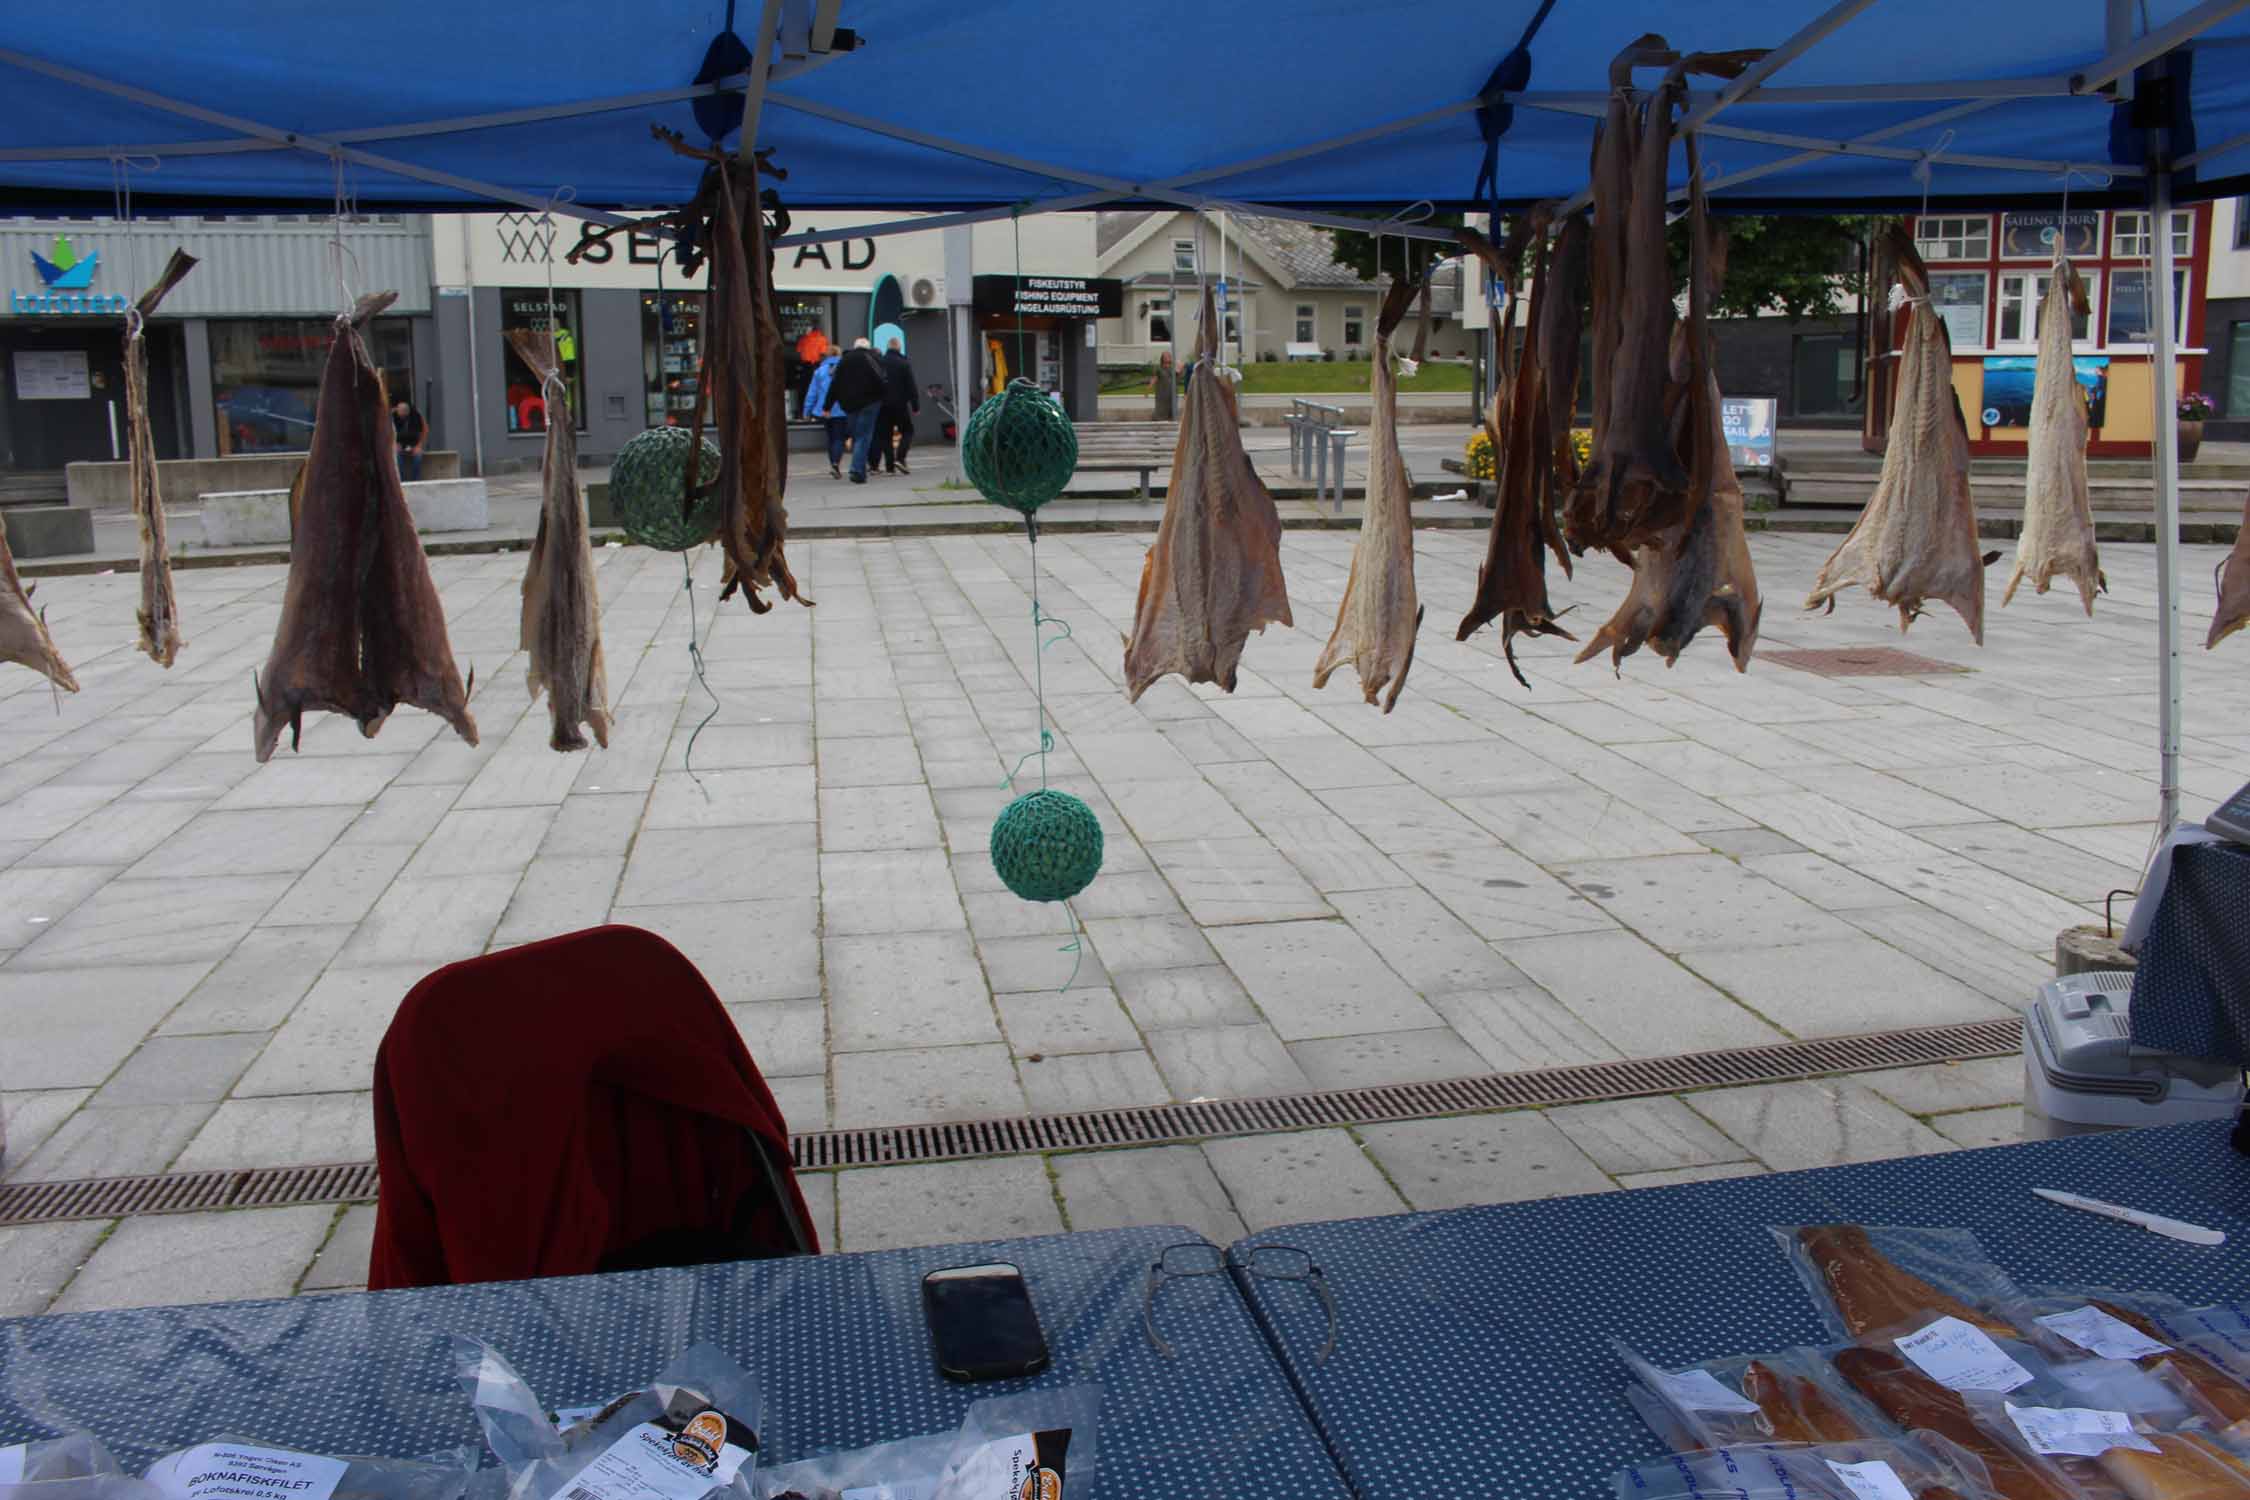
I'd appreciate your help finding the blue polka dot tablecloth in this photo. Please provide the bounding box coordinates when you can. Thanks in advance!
[1234,1121,2250,1500]
[0,1224,1349,1500]
[2131,839,2250,1064]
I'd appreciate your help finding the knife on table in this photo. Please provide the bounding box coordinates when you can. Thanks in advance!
[2033,1188,2227,1246]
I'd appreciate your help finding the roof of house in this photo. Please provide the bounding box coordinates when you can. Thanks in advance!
[1097,207,1466,316]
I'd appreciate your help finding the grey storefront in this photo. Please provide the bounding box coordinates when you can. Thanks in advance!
[0,216,436,489]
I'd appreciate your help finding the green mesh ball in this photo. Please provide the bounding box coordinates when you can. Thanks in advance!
[990,789,1103,902]
[611,426,723,551]
[961,379,1078,515]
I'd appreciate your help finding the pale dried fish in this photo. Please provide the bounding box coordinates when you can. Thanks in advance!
[0,520,76,692]
[2004,248,2103,612]
[128,247,197,666]
[508,329,610,751]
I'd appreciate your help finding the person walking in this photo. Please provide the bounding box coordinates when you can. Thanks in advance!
[877,337,920,475]
[392,397,428,481]
[802,345,847,479]
[1150,350,1176,422]
[829,337,888,485]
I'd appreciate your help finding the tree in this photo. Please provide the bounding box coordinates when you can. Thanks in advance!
[1328,213,1469,286]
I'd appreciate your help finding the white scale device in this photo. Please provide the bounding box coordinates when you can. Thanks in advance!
[2206,780,2250,846]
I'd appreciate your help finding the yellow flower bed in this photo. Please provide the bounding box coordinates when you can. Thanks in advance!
[1466,426,1592,481]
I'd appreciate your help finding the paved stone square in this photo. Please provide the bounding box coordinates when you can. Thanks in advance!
[0,526,2239,1310]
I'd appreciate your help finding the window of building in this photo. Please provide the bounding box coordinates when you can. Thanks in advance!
[1996,269,2096,346]
[1928,270,1989,349]
[2105,267,2190,345]
[2229,323,2250,414]
[772,294,835,418]
[1172,239,1195,273]
[1147,297,1172,345]
[641,292,703,427]
[1224,308,1240,347]
[209,317,414,455]
[1343,305,1366,347]
[2237,205,2250,251]
[501,288,583,432]
[1914,215,1990,262]
[1294,304,1316,343]
[2112,210,2193,261]
[1790,332,1861,416]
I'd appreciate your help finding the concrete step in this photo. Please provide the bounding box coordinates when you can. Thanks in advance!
[1788,457,2250,481]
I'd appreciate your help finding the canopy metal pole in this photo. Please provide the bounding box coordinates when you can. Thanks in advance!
[1684,0,1882,132]
[2151,161,2184,840]
[734,0,786,165]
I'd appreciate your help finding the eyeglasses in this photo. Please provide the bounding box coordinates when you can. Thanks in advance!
[1143,1241,1338,1365]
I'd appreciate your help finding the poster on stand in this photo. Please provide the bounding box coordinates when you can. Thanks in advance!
[1720,396,1777,468]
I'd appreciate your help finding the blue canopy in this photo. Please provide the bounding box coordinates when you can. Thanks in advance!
[2,0,2248,223]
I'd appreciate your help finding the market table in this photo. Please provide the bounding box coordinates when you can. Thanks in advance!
[0,1224,1350,1499]
[1232,1119,2250,1498]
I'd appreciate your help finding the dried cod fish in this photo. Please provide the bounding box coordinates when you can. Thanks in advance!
[1456,207,1579,683]
[1805,224,1989,643]
[127,247,197,666]
[0,519,76,692]
[2004,249,2103,612]
[1313,277,1424,712]
[508,329,610,751]
[2209,501,2250,648]
[1123,284,1292,699]
[252,292,478,760]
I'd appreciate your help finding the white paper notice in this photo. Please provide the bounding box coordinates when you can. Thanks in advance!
[1893,1316,2035,1392]
[2005,1403,2159,1458]
[839,1481,936,1500]
[1825,1459,1916,1500]
[2035,1305,2173,1361]
[147,1444,349,1500]
[0,1444,26,1487]
[548,1420,749,1500]
[1651,1367,1763,1414]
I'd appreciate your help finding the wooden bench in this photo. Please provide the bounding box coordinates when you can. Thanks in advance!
[1072,422,1179,497]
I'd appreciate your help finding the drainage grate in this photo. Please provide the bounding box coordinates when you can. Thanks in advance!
[0,1019,2022,1227]
[1765,646,1972,678]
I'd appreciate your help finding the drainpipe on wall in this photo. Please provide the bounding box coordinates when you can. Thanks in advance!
[457,217,485,478]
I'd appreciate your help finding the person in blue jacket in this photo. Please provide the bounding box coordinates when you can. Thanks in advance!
[802,347,847,479]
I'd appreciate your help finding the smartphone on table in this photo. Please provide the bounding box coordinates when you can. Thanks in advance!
[921,1262,1050,1382]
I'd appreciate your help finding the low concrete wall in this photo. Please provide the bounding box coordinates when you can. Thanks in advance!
[69,451,463,511]
[199,478,489,548]
[2,506,95,559]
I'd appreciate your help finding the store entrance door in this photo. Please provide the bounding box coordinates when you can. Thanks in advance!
[2,325,126,470]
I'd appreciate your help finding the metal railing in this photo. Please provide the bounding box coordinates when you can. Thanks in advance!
[1285,398,1355,514]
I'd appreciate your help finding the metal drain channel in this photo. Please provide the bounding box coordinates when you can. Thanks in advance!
[0,1018,2022,1227]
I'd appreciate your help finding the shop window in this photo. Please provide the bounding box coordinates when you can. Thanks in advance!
[1172,239,1195,273]
[1928,270,1989,350]
[2112,210,2193,261]
[1996,269,2095,347]
[2229,323,2250,414]
[1790,332,1861,416]
[1147,297,1172,344]
[1914,215,1990,262]
[773,294,834,418]
[1294,304,1316,343]
[501,288,583,433]
[209,317,414,455]
[641,292,703,427]
[2236,205,2250,250]
[1343,305,1366,347]
[2105,267,2189,345]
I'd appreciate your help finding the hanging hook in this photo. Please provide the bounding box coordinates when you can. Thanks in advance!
[1911,129,1956,222]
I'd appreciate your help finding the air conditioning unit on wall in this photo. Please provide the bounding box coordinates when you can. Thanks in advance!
[910,276,941,307]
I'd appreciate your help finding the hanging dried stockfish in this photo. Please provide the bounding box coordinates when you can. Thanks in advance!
[2209,500,2250,647]
[1460,217,1532,470]
[252,292,478,760]
[508,329,610,751]
[1578,134,1761,671]
[1457,206,1580,683]
[1123,284,1292,699]
[2003,248,2103,612]
[127,248,196,666]
[0,520,75,692]
[1313,275,1424,712]
[1805,223,1989,643]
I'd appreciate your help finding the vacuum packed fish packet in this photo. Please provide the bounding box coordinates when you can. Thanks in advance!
[0,1432,158,1500]
[1777,1225,2023,1344]
[143,1441,472,1500]
[750,1386,1098,1500]
[1616,1340,1896,1451]
[2010,1291,2250,1440]
[1607,1437,2002,1500]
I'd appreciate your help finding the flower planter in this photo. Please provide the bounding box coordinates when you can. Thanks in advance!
[2180,419,2205,464]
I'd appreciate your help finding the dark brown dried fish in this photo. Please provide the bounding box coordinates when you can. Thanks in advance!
[1123,284,1292,699]
[0,520,76,692]
[507,329,610,751]
[2210,497,2250,648]
[252,292,478,760]
[127,247,196,666]
[1314,276,1424,712]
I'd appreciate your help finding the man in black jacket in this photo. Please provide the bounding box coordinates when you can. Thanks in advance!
[827,338,888,483]
[876,337,920,475]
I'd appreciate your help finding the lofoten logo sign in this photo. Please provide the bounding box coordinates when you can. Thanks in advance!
[12,235,129,315]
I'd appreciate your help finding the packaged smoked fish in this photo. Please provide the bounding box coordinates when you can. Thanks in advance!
[0,1433,159,1500]
[1615,1340,1895,1451]
[1777,1225,2023,1344]
[2008,1291,2250,1441]
[749,1386,1099,1500]
[142,1440,473,1500]
[453,1339,762,1500]
[1606,1437,2003,1500]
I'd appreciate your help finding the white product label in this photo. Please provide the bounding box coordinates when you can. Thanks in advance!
[939,1434,1052,1500]
[147,1444,350,1500]
[2004,1403,2160,1457]
[1825,1459,1916,1500]
[0,1445,26,1487]
[550,1416,752,1500]
[840,1480,936,1500]
[551,1405,607,1431]
[1894,1315,2035,1392]
[1651,1367,1763,1414]
[2036,1305,2173,1361]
